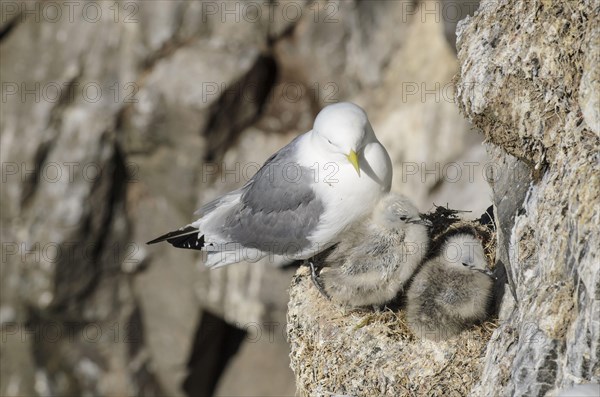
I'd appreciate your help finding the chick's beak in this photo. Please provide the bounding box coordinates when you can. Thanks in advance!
[346,150,360,176]
[408,217,433,227]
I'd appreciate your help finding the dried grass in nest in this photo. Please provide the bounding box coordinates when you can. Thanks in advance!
[288,267,499,397]
[287,206,500,396]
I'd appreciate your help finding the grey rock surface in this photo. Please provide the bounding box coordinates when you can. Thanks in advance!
[1,0,493,396]
[456,0,600,396]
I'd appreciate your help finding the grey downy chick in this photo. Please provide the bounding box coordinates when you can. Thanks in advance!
[314,193,430,308]
[406,232,494,341]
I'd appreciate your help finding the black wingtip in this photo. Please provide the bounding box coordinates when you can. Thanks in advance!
[146,236,165,245]
[165,233,205,251]
[146,226,199,245]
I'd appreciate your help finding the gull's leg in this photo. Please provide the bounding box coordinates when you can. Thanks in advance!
[483,268,497,279]
[309,260,330,300]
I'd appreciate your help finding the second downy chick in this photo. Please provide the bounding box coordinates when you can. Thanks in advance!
[406,232,494,341]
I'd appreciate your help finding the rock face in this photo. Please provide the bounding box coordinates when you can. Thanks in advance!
[1,0,493,396]
[456,1,600,395]
[0,1,282,395]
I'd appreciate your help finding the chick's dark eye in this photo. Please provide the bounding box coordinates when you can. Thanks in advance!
[399,216,408,221]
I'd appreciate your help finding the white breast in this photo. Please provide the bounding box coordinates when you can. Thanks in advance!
[296,132,392,258]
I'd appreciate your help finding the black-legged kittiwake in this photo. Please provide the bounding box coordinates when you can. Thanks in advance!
[310,193,430,308]
[406,232,494,341]
[147,102,393,268]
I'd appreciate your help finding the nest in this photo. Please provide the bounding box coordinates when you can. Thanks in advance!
[287,206,499,396]
[288,268,498,396]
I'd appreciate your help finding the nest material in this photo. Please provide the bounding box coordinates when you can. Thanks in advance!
[288,267,498,397]
[423,205,496,263]
[287,209,499,396]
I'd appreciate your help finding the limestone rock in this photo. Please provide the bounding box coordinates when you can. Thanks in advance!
[578,15,600,136]
[456,0,600,395]
[0,0,275,395]
[274,0,414,100]
[366,1,491,215]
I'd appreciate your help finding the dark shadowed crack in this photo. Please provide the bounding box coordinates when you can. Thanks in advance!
[49,141,129,317]
[20,70,83,207]
[202,54,278,163]
[0,8,21,42]
[183,310,247,397]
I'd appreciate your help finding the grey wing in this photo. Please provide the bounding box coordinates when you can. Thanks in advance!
[194,189,242,217]
[221,136,324,256]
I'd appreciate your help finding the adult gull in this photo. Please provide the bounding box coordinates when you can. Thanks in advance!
[147,102,393,268]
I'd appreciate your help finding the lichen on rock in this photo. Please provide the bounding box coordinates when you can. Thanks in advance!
[456,0,600,396]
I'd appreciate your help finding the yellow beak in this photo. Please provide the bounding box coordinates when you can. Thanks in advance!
[346,150,361,176]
